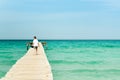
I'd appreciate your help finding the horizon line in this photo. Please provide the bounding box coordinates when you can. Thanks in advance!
[0,39,120,40]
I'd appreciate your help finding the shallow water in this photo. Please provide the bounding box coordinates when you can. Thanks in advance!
[0,40,120,80]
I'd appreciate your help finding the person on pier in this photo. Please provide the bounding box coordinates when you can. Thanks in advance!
[33,36,39,55]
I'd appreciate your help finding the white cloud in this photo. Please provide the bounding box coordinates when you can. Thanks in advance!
[82,0,120,8]
[104,0,120,8]
[0,11,93,23]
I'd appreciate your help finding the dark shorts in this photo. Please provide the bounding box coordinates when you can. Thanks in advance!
[34,46,38,49]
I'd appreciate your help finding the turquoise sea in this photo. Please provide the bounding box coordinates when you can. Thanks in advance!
[0,40,120,80]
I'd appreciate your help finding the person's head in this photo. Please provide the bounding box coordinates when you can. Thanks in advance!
[34,36,37,39]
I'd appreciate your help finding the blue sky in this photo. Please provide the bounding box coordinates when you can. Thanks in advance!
[0,0,120,39]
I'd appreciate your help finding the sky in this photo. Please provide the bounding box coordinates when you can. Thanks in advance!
[0,0,120,39]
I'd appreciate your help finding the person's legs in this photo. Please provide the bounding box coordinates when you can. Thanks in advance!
[35,46,38,55]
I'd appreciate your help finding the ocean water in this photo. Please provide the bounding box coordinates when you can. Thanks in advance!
[0,40,120,80]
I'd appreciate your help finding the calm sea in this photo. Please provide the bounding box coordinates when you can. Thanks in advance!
[0,40,120,80]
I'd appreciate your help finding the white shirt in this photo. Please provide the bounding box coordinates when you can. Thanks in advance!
[33,39,39,47]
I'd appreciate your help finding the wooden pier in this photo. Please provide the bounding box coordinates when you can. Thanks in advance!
[1,42,53,80]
